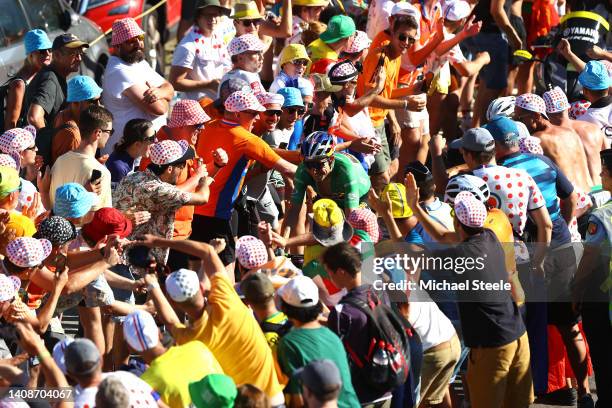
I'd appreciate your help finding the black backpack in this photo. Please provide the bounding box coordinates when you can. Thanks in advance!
[0,76,26,131]
[35,122,77,170]
[341,290,411,392]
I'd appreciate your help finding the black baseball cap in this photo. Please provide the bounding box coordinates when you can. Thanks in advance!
[52,33,89,51]
[295,359,342,399]
[404,161,433,182]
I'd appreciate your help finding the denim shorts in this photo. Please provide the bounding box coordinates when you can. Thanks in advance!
[469,32,510,90]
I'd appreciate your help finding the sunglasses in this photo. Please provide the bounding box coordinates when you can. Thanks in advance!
[284,107,305,115]
[241,19,262,27]
[291,59,309,66]
[35,49,51,55]
[397,33,416,45]
[100,128,115,136]
[264,110,282,117]
[143,134,157,142]
[304,158,330,170]
[243,110,261,117]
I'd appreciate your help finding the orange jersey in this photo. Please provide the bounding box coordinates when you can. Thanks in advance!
[194,120,281,220]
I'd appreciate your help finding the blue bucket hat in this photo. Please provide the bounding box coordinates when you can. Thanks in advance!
[578,60,611,91]
[53,183,98,219]
[278,87,304,108]
[67,76,103,103]
[483,116,520,144]
[24,29,52,55]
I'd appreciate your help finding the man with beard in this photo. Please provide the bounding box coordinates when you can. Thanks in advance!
[102,18,174,155]
[220,34,266,95]
[25,33,89,129]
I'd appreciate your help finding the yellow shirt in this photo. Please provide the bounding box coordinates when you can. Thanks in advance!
[171,274,284,405]
[141,341,223,408]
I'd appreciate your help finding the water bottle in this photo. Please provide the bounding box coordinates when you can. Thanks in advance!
[371,341,389,385]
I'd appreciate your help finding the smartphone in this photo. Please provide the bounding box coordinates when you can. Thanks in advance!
[55,253,67,276]
[90,169,103,183]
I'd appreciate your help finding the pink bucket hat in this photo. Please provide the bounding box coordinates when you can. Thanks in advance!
[6,237,53,268]
[111,18,145,46]
[0,128,35,154]
[0,153,18,170]
[454,191,487,228]
[168,99,211,128]
[515,93,549,119]
[256,92,285,106]
[224,91,266,113]
[543,87,570,113]
[345,30,371,54]
[149,139,194,165]
[0,274,20,302]
[569,100,591,120]
[347,208,380,243]
[236,235,268,270]
[228,34,265,56]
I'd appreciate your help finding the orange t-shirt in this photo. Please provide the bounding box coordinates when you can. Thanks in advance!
[194,120,281,220]
[356,45,401,128]
[139,126,197,240]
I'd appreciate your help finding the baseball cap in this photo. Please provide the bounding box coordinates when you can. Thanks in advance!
[295,359,342,398]
[111,18,145,47]
[578,60,610,91]
[215,78,251,108]
[279,44,310,67]
[278,87,304,108]
[82,208,133,244]
[454,191,487,228]
[165,269,200,302]
[345,30,371,54]
[195,0,231,16]
[328,60,359,84]
[6,237,53,268]
[236,235,268,270]
[320,15,356,44]
[52,33,89,51]
[189,374,237,408]
[149,139,195,166]
[123,310,160,352]
[312,199,353,246]
[35,216,78,246]
[224,91,266,112]
[52,337,75,375]
[381,183,413,219]
[64,338,101,376]
[24,29,52,54]
[483,116,520,144]
[279,275,319,307]
[240,273,275,304]
[348,208,379,243]
[232,1,264,20]
[391,2,421,38]
[404,161,433,182]
[311,74,342,93]
[443,0,471,21]
[168,99,211,128]
[53,183,98,219]
[449,128,495,152]
[66,76,103,103]
[542,86,570,113]
[0,166,21,198]
[256,92,285,106]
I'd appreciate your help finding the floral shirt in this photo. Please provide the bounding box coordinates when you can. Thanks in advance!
[113,169,191,262]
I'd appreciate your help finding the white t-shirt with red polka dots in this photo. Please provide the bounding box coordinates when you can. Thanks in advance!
[472,165,545,236]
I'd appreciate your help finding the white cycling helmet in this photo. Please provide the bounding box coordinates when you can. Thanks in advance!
[486,96,516,122]
[444,174,490,205]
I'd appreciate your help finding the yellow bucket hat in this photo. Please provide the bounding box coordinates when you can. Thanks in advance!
[6,213,36,238]
[279,44,311,67]
[312,199,353,246]
[232,1,264,20]
[382,183,414,219]
[294,0,329,6]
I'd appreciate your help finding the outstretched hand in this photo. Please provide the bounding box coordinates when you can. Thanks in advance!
[404,172,420,209]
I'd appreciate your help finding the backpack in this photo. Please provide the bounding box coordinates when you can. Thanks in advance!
[36,122,76,170]
[341,290,411,392]
[0,76,26,131]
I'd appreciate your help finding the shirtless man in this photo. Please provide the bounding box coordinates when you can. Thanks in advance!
[544,87,610,190]
[514,93,593,193]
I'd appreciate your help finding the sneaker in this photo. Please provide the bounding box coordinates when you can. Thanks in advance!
[536,388,577,406]
[577,394,595,408]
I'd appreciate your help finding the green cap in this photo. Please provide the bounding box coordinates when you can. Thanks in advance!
[189,374,237,408]
[311,74,342,93]
[240,273,275,304]
[0,166,20,198]
[195,0,231,16]
[320,15,356,44]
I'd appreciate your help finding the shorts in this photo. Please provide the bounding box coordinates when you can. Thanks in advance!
[191,214,236,265]
[544,244,580,326]
[369,124,390,175]
[420,335,461,404]
[181,0,197,20]
[396,105,430,134]
[471,32,510,90]
[509,14,527,59]
[55,276,115,315]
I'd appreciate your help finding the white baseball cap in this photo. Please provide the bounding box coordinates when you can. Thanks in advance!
[122,310,159,352]
[390,3,421,38]
[278,276,319,308]
[444,0,471,21]
[165,268,200,302]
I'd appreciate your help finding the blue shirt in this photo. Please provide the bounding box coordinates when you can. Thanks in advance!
[498,152,573,246]
[105,150,135,188]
